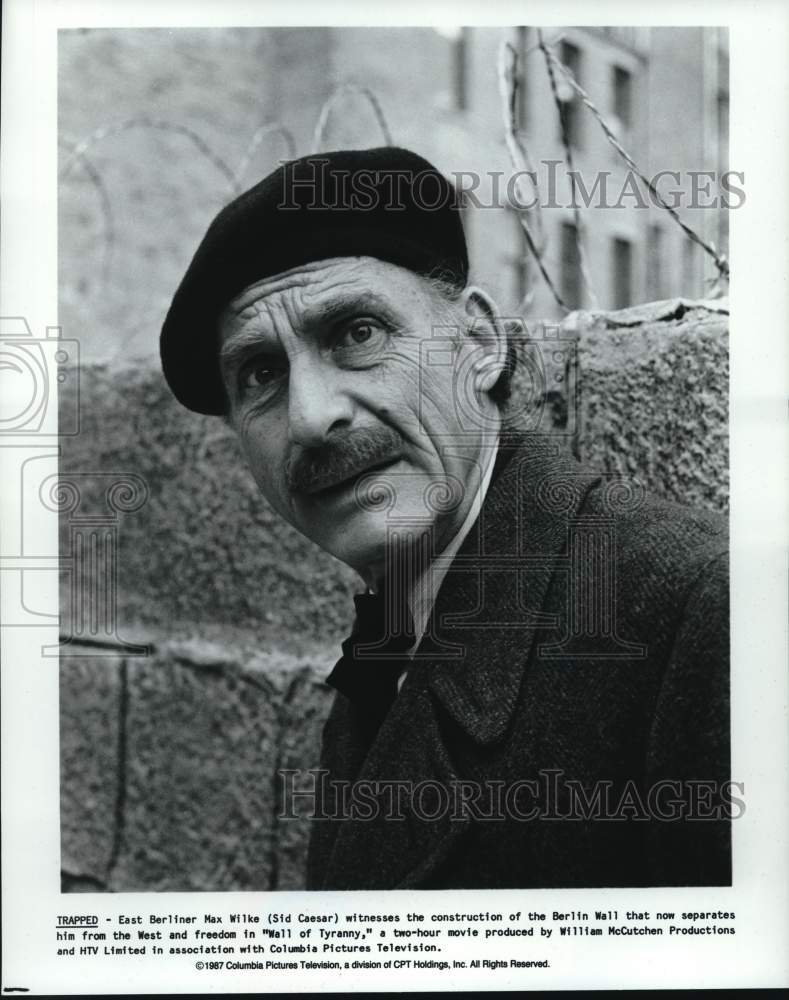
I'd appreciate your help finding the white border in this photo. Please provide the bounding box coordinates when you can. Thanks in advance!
[2,0,788,993]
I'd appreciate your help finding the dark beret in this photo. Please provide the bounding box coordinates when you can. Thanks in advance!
[160,146,469,414]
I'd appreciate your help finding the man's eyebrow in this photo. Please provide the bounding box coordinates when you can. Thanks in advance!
[219,289,398,375]
[219,326,280,377]
[298,290,398,330]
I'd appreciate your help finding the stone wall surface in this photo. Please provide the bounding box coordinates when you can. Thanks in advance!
[61,645,332,892]
[60,656,124,887]
[569,299,729,513]
[60,299,729,891]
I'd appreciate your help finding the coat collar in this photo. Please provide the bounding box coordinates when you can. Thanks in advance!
[319,664,469,889]
[316,433,600,889]
[421,431,600,745]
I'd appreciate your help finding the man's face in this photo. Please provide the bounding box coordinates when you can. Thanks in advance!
[219,256,501,579]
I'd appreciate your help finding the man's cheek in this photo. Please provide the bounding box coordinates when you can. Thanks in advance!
[379,349,424,394]
[414,373,463,434]
[240,441,284,506]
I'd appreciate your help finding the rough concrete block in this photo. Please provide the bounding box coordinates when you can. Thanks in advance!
[60,655,123,886]
[109,648,280,891]
[567,300,728,513]
[269,663,335,891]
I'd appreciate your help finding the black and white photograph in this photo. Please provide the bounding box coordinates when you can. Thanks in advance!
[1,0,788,994]
[58,20,733,894]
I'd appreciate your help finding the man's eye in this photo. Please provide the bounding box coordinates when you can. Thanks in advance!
[333,320,386,356]
[347,323,374,344]
[239,361,285,392]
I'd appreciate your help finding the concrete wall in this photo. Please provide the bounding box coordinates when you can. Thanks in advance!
[60,298,728,892]
[61,645,331,892]
[571,298,729,511]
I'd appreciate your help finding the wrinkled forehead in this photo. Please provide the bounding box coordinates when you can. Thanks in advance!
[218,256,432,342]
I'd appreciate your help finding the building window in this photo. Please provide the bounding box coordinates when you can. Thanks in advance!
[561,221,582,309]
[558,41,582,148]
[717,91,729,169]
[453,27,469,111]
[646,225,665,301]
[612,237,633,309]
[511,250,530,311]
[716,35,729,170]
[516,26,529,129]
[508,211,530,308]
[612,65,633,131]
[717,40,729,93]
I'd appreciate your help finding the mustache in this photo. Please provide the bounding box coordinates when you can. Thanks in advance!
[286,425,404,495]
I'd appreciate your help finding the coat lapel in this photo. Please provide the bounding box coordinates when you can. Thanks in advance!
[427,433,600,744]
[317,433,600,889]
[319,665,469,889]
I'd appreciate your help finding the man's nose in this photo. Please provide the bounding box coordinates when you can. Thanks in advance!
[287,355,354,447]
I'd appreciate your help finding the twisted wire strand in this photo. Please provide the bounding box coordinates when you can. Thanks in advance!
[58,116,238,193]
[497,41,568,313]
[312,84,393,151]
[540,38,729,279]
[232,122,297,193]
[539,29,600,308]
[59,134,115,287]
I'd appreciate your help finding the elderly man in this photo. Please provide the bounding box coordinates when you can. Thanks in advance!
[160,147,731,890]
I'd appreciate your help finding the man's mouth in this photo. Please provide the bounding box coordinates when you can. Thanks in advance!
[299,456,401,500]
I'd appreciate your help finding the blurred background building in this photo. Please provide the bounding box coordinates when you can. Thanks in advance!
[59,24,729,362]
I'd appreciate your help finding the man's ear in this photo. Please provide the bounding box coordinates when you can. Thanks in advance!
[460,286,507,395]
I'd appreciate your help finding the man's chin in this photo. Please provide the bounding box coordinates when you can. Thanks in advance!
[293,472,450,570]
[305,509,394,574]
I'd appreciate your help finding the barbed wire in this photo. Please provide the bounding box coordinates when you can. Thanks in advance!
[538,29,600,309]
[539,37,730,280]
[497,41,568,314]
[58,134,115,289]
[496,41,547,254]
[232,122,297,193]
[312,84,393,151]
[58,116,238,193]
[60,39,728,317]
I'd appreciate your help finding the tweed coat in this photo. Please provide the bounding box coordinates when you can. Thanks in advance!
[306,433,730,890]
